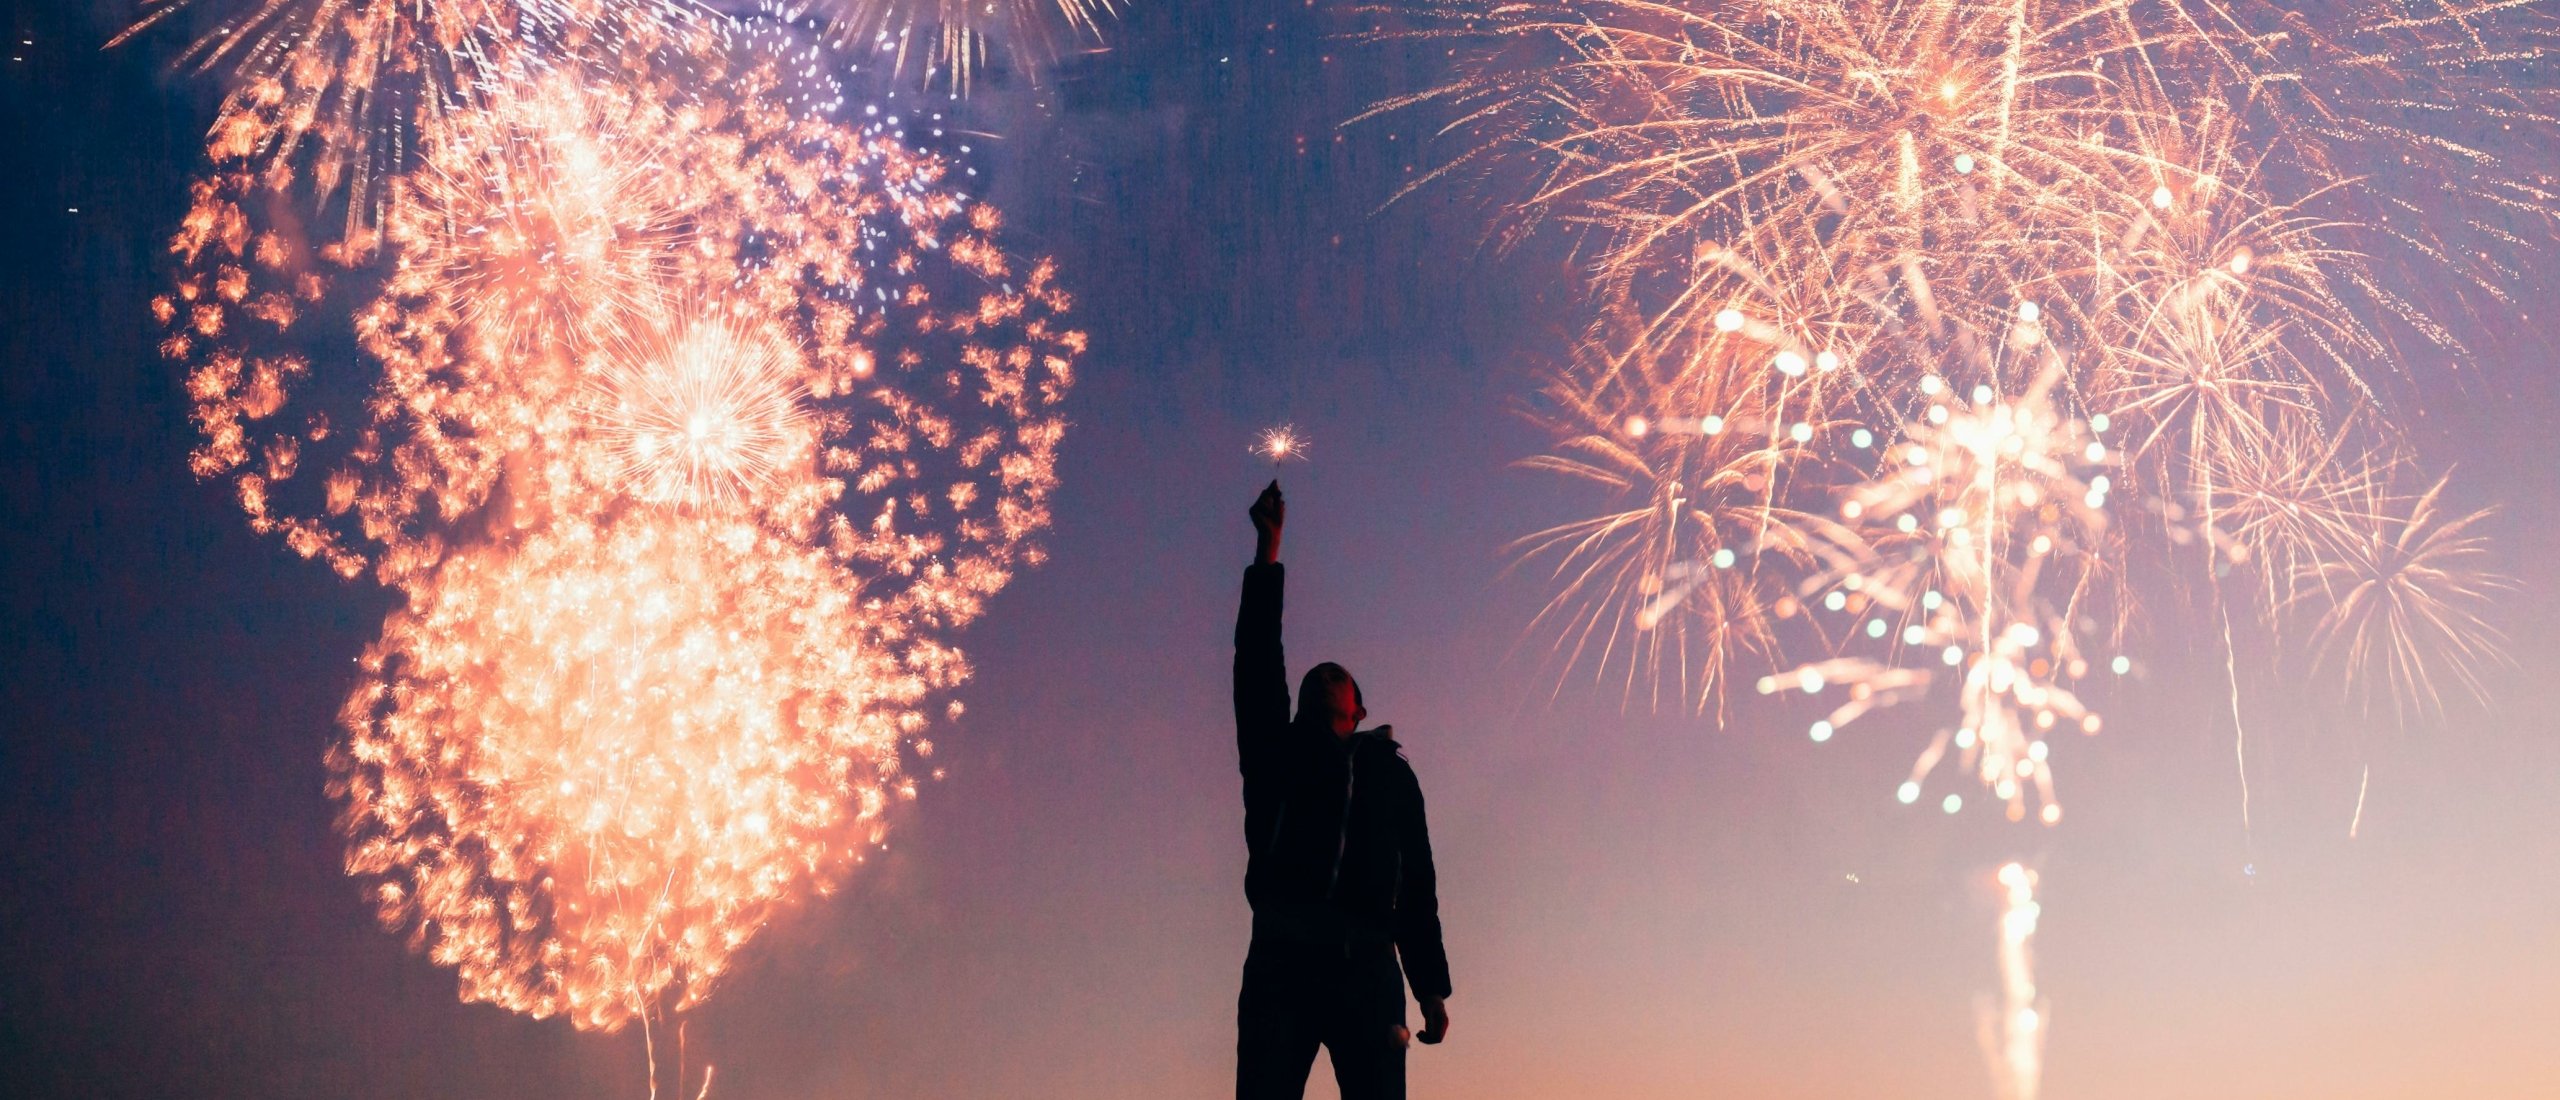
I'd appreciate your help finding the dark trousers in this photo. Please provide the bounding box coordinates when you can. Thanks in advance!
[1236,937,1410,1100]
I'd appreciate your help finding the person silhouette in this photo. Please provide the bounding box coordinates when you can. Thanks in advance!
[1233,480,1451,1100]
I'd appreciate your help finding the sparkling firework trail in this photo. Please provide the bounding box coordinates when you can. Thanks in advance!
[157,30,1081,1027]
[1978,862,2045,1100]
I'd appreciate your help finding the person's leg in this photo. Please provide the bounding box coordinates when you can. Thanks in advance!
[1238,941,1323,1100]
[1322,946,1410,1100]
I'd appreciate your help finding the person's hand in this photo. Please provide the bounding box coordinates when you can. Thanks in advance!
[1417,996,1449,1045]
[1250,480,1285,564]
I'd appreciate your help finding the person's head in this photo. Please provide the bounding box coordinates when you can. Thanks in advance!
[1296,662,1365,738]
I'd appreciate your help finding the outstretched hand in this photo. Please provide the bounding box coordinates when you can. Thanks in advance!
[1417,996,1450,1045]
[1250,480,1286,564]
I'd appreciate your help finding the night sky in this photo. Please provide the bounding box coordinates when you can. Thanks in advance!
[7,2,2560,1097]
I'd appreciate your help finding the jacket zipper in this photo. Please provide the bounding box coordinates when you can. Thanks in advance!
[1327,740,1358,898]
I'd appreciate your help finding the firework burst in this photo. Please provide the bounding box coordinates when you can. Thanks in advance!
[1384,0,2527,820]
[1378,0,2560,368]
[591,309,815,511]
[166,58,1080,591]
[333,514,921,1028]
[1514,315,1859,714]
[155,28,1081,1028]
[2291,470,2511,721]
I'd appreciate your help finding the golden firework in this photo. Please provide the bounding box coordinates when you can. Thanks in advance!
[1387,0,2526,817]
[156,38,1081,1027]
[2291,470,2511,721]
[1514,313,1859,714]
[333,515,922,1028]
[591,309,815,511]
[1774,365,2112,825]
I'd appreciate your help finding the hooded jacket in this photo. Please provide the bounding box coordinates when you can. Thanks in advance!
[1234,562,1452,1002]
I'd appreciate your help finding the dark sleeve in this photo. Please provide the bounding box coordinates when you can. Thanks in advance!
[1395,765,1453,1001]
[1235,563,1289,798]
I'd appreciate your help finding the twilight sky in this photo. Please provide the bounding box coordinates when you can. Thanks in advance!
[5,2,2560,1097]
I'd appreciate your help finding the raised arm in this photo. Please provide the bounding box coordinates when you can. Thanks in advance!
[1236,482,1291,787]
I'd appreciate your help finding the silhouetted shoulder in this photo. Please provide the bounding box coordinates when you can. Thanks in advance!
[1357,734,1421,785]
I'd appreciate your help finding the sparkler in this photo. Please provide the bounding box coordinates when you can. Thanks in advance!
[1254,424,1308,467]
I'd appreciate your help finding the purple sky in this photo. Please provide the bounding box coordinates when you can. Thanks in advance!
[5,2,2559,1097]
